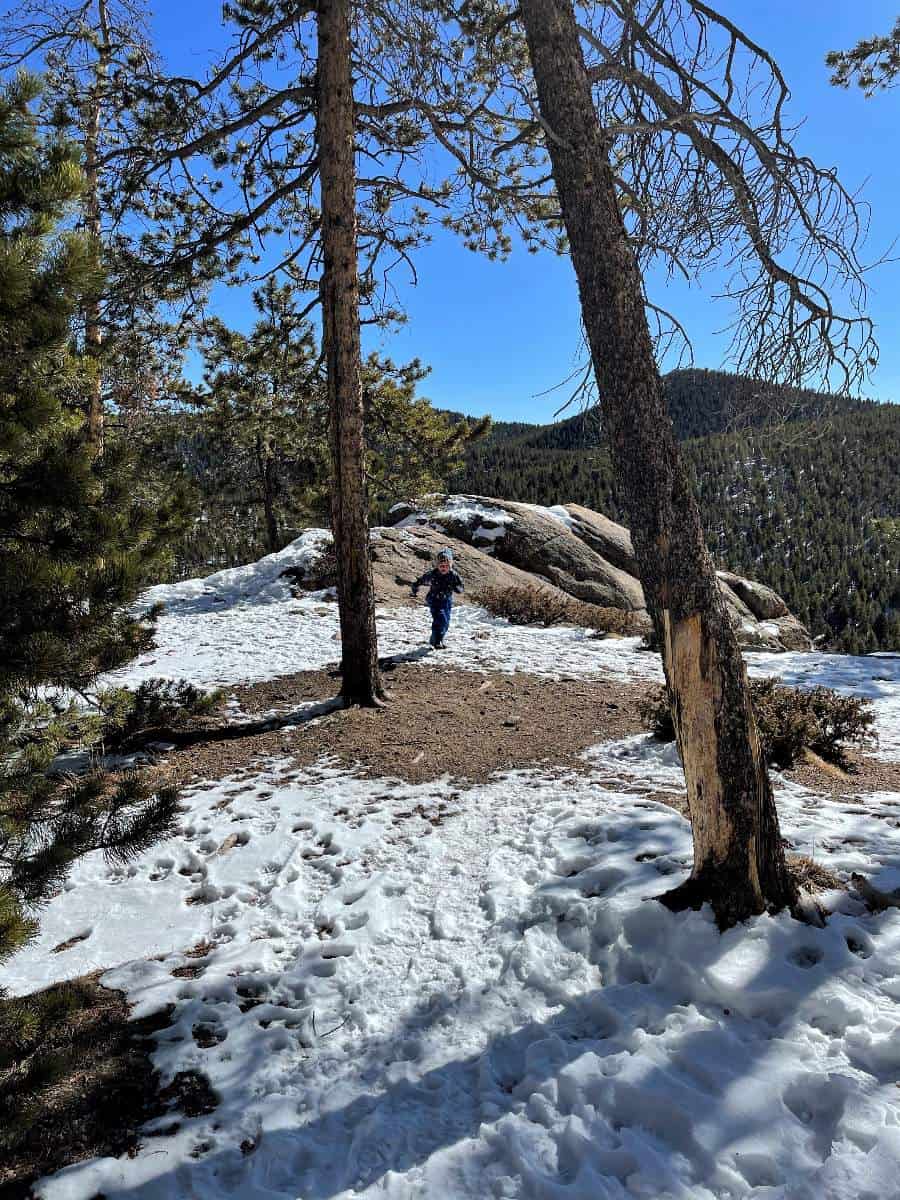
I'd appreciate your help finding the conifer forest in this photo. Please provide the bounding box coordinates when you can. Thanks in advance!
[2,3,900,1198]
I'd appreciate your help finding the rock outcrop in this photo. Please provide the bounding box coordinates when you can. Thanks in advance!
[387,495,812,652]
[283,523,580,610]
[283,494,810,652]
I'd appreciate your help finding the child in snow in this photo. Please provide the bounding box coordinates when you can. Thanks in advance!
[411,548,464,649]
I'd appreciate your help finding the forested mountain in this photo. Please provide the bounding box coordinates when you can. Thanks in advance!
[454,371,899,653]
[464,368,873,452]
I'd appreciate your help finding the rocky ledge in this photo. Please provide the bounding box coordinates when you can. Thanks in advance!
[288,494,811,653]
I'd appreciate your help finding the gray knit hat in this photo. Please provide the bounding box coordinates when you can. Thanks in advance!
[436,547,453,563]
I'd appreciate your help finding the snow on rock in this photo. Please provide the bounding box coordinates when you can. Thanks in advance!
[389,495,810,649]
[521,502,577,530]
[142,529,334,612]
[393,494,514,551]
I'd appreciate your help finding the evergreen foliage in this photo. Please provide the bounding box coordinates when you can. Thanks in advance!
[0,77,183,967]
[457,371,899,653]
[827,18,900,94]
[641,679,877,767]
[186,279,329,554]
[137,332,490,576]
[0,1,203,426]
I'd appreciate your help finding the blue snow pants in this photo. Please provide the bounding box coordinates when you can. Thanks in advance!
[428,594,453,647]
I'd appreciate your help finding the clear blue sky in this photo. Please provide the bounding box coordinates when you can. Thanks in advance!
[151,1,900,422]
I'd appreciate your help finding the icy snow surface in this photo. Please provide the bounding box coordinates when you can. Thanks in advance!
[5,543,900,1199]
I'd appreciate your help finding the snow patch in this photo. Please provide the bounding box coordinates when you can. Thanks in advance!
[521,502,576,530]
[142,529,332,613]
[12,750,900,1200]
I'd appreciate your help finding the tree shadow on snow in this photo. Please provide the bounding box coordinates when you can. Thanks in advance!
[71,839,894,1200]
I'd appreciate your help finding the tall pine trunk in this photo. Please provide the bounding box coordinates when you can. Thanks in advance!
[82,0,110,453]
[518,0,796,927]
[255,431,280,552]
[317,0,383,705]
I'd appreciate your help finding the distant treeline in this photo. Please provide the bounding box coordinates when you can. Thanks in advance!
[453,370,899,654]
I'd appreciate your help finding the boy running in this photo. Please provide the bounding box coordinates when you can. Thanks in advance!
[411,548,464,649]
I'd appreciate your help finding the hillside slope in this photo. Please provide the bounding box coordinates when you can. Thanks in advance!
[4,547,900,1199]
[457,381,899,653]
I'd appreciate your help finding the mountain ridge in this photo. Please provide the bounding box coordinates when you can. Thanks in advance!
[452,370,899,653]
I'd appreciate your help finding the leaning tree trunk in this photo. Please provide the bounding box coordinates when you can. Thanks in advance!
[317,0,384,705]
[82,0,111,454]
[518,0,796,927]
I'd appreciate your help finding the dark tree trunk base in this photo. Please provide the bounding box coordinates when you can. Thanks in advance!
[338,688,388,709]
[659,863,797,931]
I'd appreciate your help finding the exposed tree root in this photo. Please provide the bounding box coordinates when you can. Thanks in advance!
[119,698,344,752]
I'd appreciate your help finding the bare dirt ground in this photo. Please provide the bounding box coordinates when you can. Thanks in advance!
[0,977,173,1199]
[164,662,900,804]
[782,749,900,796]
[169,664,649,787]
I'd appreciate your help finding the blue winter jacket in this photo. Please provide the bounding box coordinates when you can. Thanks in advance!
[411,567,464,605]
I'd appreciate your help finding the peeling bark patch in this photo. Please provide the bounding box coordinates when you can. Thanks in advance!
[669,612,730,861]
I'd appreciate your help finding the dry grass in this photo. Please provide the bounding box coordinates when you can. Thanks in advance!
[477,583,640,634]
[787,854,844,894]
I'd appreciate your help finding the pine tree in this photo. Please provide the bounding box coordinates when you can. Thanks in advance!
[183,285,481,561]
[190,279,326,553]
[0,76,183,965]
[0,0,206,445]
[828,18,900,94]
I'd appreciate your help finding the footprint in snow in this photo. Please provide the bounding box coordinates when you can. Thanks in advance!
[320,942,355,959]
[190,1012,228,1048]
[343,909,369,931]
[186,883,236,906]
[844,929,874,959]
[789,946,825,969]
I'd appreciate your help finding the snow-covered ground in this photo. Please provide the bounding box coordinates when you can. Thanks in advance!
[5,547,900,1199]
[113,541,900,760]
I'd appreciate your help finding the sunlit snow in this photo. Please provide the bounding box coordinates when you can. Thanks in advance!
[5,542,900,1200]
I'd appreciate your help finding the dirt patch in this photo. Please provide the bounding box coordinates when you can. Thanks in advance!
[0,976,171,1199]
[167,664,647,787]
[645,790,691,819]
[783,748,900,796]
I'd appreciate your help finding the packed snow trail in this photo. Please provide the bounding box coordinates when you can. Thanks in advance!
[4,545,900,1198]
[6,740,900,1200]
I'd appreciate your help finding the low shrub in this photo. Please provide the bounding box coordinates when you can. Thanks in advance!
[477,584,639,634]
[639,677,875,767]
[99,679,223,749]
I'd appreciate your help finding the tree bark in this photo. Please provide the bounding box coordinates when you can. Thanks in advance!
[255,431,280,552]
[317,0,383,705]
[82,0,111,454]
[518,0,796,927]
